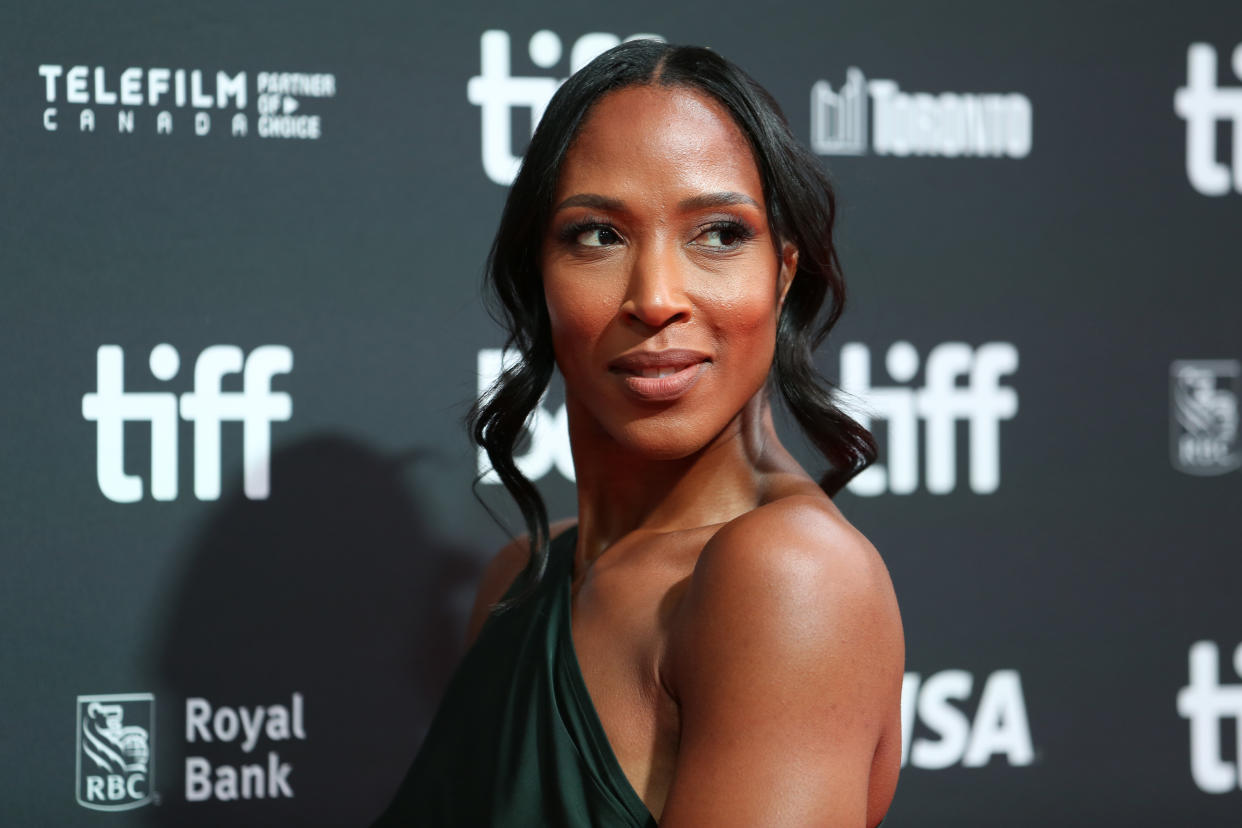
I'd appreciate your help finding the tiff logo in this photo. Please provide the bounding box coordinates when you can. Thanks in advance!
[1175,43,1242,196]
[467,29,661,186]
[476,348,574,484]
[1178,641,1242,793]
[839,342,1019,496]
[81,344,292,502]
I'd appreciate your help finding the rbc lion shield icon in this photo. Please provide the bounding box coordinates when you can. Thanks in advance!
[1171,360,1242,475]
[76,693,155,811]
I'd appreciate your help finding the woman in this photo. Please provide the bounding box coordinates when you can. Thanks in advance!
[376,40,903,827]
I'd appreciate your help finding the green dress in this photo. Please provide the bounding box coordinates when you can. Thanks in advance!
[374,527,659,827]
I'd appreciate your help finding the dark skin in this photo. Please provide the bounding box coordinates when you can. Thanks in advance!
[467,85,904,827]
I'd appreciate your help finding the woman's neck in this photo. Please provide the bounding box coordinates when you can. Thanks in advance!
[567,390,798,569]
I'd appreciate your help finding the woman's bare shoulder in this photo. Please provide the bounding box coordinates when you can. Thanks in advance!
[464,517,578,646]
[669,492,903,692]
[658,494,904,825]
[706,493,890,590]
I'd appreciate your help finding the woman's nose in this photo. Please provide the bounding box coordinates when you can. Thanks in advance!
[620,245,692,330]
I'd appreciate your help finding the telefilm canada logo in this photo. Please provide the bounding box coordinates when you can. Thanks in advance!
[1178,641,1242,793]
[37,64,336,139]
[1170,360,1240,475]
[76,693,156,811]
[811,67,1033,159]
[81,344,293,502]
[468,29,662,185]
[475,342,1018,496]
[1174,43,1242,196]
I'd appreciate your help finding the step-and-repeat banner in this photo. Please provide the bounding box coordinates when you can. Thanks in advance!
[2,1,1240,825]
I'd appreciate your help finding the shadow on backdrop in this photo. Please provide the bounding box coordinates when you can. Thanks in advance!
[141,434,482,828]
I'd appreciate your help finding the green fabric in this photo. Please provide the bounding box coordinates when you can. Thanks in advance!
[374,527,658,827]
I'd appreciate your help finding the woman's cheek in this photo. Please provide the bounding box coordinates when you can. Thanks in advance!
[708,286,780,338]
[550,295,609,348]
[547,291,610,383]
[711,295,780,379]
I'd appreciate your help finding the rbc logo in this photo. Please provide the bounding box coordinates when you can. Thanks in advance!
[76,693,155,811]
[1170,360,1240,475]
[467,29,662,185]
[1174,43,1242,196]
[839,342,1019,496]
[81,344,292,502]
[1178,641,1242,793]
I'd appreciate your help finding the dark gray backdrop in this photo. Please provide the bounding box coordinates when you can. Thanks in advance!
[2,1,1240,825]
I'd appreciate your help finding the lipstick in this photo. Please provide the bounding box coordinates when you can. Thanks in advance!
[608,349,710,402]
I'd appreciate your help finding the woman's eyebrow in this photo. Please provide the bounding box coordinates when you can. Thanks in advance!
[553,193,625,212]
[677,192,761,210]
[553,191,760,214]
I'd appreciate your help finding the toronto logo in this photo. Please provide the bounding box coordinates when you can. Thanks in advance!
[811,67,1033,159]
[76,693,156,811]
[1170,360,1241,475]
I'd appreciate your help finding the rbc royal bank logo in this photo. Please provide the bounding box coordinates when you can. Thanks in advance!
[1174,43,1242,196]
[82,344,293,502]
[1170,360,1240,475]
[467,29,662,185]
[76,693,156,811]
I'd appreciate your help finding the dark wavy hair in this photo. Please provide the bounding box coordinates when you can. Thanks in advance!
[469,40,876,606]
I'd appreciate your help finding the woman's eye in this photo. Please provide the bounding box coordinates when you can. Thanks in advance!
[577,226,622,247]
[696,224,745,248]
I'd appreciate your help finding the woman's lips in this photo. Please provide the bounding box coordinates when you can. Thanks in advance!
[608,350,710,402]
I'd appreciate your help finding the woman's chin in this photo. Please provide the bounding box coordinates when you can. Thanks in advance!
[606,418,726,462]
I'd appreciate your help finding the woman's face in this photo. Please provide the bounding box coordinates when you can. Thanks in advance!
[542,84,795,460]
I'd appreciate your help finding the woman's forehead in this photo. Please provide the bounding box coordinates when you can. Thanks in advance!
[555,84,763,207]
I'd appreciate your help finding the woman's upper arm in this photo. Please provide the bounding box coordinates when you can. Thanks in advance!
[660,500,904,828]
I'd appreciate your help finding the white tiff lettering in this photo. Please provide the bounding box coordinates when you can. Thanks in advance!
[467,30,662,185]
[1174,43,1242,196]
[81,344,292,502]
[1178,641,1242,793]
[840,342,1019,496]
